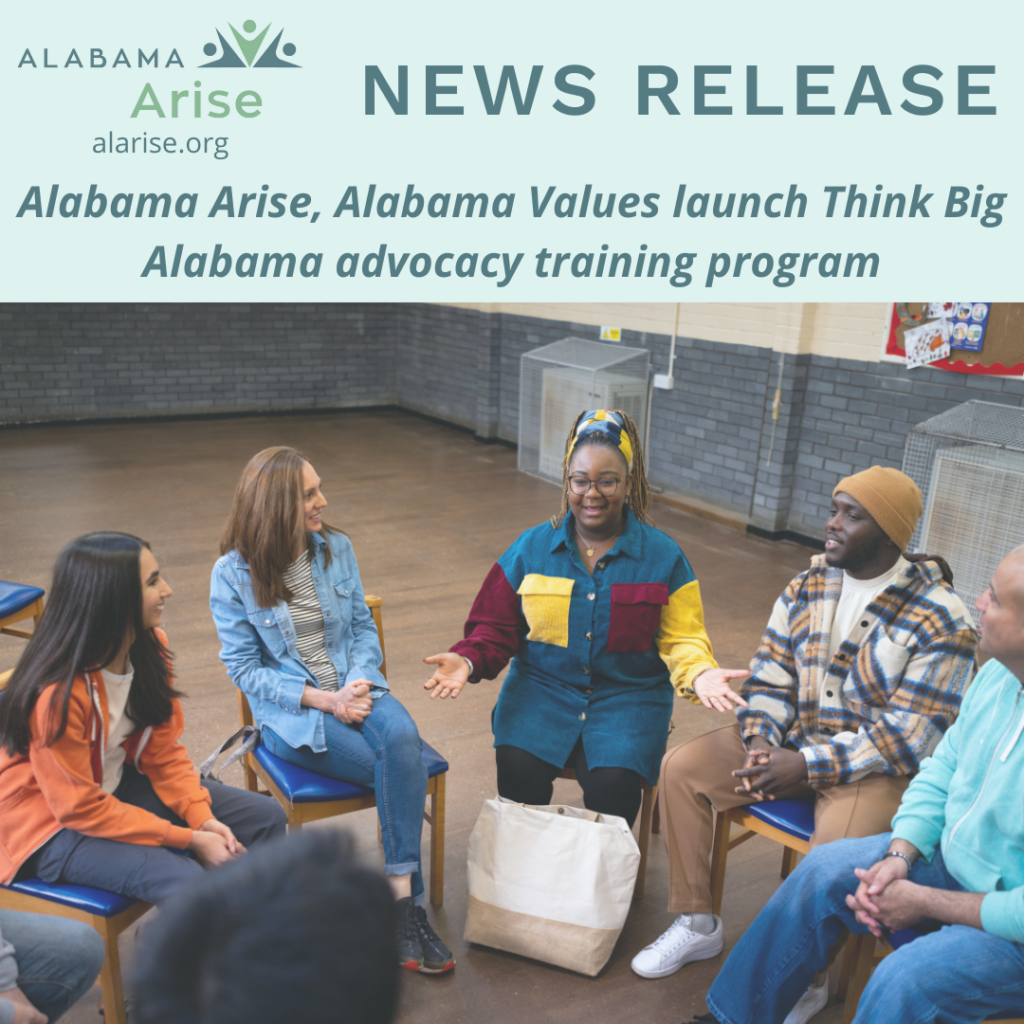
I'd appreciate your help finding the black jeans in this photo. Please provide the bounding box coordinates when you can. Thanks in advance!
[495,738,644,827]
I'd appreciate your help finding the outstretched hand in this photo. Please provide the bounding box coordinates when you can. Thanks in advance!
[693,668,750,713]
[423,653,470,700]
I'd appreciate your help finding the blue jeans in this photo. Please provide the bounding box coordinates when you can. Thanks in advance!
[262,692,428,903]
[706,833,1024,1024]
[0,910,105,1022]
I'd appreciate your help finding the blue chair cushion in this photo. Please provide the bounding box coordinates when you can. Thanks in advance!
[4,877,137,917]
[744,797,816,842]
[0,582,44,620]
[253,739,449,805]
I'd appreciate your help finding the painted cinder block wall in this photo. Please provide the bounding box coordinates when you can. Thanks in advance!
[3,301,1022,541]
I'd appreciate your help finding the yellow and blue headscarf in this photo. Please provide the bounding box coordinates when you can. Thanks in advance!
[567,410,633,469]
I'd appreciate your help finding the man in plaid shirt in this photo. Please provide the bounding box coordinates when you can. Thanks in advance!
[632,467,977,1019]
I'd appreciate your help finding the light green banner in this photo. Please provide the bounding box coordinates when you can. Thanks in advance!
[4,0,1021,300]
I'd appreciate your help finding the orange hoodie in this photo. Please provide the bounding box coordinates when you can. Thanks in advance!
[0,630,213,884]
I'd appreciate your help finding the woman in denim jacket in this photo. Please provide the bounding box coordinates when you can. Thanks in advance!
[209,446,453,975]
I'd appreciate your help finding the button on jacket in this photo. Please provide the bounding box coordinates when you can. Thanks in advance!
[451,509,718,784]
[210,530,386,755]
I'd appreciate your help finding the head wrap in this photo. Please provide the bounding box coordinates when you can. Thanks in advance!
[567,410,633,469]
[833,466,923,551]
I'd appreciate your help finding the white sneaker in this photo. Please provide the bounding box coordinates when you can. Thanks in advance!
[782,975,829,1024]
[630,914,724,979]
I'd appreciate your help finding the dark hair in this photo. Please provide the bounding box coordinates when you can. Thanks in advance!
[551,409,653,528]
[220,446,338,608]
[131,830,399,1024]
[0,532,178,757]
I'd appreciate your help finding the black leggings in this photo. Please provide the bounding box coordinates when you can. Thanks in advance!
[495,739,644,828]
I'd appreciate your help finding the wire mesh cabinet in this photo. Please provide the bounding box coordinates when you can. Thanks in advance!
[902,401,1024,623]
[518,338,650,484]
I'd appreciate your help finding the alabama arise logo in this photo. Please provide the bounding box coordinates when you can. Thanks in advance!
[201,20,299,68]
[16,17,300,70]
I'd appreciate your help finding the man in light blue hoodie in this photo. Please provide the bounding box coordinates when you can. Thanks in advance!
[683,546,1024,1024]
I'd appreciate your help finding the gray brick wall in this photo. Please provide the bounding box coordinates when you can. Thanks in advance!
[4,302,1023,542]
[644,337,774,517]
[0,303,396,421]
[787,357,1024,538]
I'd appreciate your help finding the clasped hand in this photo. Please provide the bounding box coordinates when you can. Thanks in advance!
[845,858,921,937]
[331,679,373,724]
[732,738,808,801]
[187,818,246,869]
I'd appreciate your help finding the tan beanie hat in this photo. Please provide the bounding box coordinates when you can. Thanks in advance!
[833,466,923,551]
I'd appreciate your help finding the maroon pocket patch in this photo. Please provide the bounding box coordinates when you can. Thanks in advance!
[607,583,669,654]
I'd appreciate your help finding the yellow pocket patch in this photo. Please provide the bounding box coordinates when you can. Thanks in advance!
[517,574,575,647]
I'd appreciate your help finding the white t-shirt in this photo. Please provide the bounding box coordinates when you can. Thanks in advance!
[826,556,909,666]
[101,661,136,793]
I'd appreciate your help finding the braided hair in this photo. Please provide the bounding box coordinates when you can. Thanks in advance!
[550,409,652,528]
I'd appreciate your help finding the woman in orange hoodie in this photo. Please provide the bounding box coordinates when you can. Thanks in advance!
[0,532,286,903]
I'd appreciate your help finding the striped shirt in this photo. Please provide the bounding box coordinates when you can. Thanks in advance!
[282,553,339,692]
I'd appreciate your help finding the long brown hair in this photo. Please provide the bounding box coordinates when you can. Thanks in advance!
[220,447,337,608]
[550,409,653,529]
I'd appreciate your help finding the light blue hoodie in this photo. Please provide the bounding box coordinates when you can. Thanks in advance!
[892,657,1024,943]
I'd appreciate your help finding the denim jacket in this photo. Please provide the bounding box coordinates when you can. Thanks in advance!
[209,530,386,754]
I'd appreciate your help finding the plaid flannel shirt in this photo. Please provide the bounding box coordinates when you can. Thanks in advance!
[737,554,977,787]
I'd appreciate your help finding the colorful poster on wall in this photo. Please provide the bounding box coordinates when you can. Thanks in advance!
[949,302,990,352]
[886,303,1024,376]
[904,319,951,368]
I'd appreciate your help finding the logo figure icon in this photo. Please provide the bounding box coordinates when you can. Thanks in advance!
[202,20,299,68]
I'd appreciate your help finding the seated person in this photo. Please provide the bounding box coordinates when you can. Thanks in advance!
[0,912,104,1024]
[0,532,286,905]
[633,467,977,993]
[132,830,398,1024]
[210,448,453,975]
[684,545,1024,1024]
[423,409,747,828]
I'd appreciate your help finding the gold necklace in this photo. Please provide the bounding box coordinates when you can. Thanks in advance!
[577,525,620,559]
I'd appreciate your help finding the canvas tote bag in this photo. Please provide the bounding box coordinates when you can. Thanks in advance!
[464,796,641,976]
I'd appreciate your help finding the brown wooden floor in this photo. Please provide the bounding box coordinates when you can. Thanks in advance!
[0,409,851,1024]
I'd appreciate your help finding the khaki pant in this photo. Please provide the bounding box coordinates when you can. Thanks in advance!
[659,724,910,914]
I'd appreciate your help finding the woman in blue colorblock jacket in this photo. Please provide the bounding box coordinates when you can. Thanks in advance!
[209,446,453,975]
[424,411,750,827]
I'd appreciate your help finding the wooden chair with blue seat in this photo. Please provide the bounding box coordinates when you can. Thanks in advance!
[0,669,146,1024]
[709,795,816,917]
[236,594,449,906]
[0,581,45,640]
[710,797,866,1007]
[841,927,1024,1024]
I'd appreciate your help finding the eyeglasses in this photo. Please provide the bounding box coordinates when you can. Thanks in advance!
[568,475,622,497]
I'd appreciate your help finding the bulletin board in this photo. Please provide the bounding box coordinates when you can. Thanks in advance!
[886,303,1024,375]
